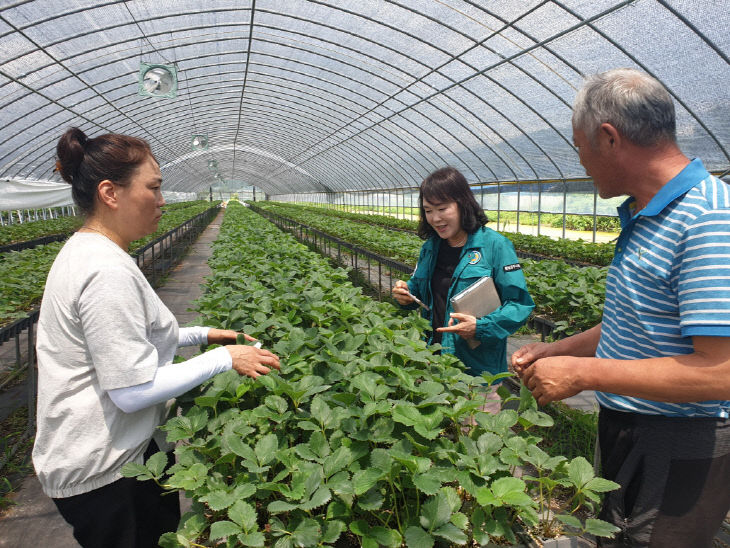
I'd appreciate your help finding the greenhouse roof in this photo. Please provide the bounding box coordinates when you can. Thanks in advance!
[1,0,728,200]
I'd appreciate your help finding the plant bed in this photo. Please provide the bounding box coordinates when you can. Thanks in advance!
[0,204,219,328]
[0,215,83,247]
[254,202,616,266]
[0,404,33,516]
[0,242,64,327]
[0,232,71,254]
[515,251,600,269]
[252,203,607,336]
[123,204,619,547]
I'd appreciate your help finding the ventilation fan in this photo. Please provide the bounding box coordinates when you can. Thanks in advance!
[191,135,208,150]
[138,63,177,98]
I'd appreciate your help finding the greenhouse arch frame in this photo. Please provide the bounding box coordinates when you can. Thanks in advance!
[1,0,728,237]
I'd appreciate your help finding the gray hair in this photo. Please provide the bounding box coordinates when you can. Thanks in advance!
[572,68,676,147]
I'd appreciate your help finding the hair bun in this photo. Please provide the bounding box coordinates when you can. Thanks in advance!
[56,127,88,183]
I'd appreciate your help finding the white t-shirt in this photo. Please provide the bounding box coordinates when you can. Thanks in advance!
[33,233,216,498]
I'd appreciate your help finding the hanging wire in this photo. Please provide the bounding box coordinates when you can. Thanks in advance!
[125,2,203,154]
[123,1,172,65]
[232,0,257,180]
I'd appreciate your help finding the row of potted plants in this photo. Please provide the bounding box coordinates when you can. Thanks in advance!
[0,215,83,246]
[0,201,220,328]
[0,200,216,248]
[269,202,616,266]
[310,203,621,234]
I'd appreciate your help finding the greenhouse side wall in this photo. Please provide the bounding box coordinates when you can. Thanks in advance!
[270,177,624,243]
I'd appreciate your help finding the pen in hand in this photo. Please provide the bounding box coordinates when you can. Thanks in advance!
[406,291,430,311]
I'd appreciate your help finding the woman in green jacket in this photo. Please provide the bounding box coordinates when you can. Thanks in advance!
[392,167,534,380]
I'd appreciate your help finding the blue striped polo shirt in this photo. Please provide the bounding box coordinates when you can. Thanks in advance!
[595,158,730,418]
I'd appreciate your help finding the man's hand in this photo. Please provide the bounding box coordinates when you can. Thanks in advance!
[436,312,477,340]
[521,356,584,405]
[511,341,555,378]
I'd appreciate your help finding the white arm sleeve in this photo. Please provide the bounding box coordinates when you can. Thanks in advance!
[108,346,232,413]
[178,326,210,347]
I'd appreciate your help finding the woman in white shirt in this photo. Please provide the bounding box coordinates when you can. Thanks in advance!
[32,127,280,548]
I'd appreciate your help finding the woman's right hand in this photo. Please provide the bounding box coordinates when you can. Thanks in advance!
[392,280,414,306]
[225,345,280,379]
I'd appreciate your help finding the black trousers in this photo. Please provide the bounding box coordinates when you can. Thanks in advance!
[597,407,730,548]
[53,440,180,548]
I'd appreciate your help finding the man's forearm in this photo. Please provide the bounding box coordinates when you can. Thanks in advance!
[578,335,730,402]
[522,335,730,405]
[580,350,730,402]
[551,323,602,357]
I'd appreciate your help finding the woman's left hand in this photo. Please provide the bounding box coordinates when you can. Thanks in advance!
[207,328,257,345]
[436,312,477,340]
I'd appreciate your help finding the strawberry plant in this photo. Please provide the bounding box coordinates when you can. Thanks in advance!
[0,215,83,246]
[0,202,219,327]
[123,202,619,547]
[522,260,606,336]
[0,242,64,326]
[519,451,620,541]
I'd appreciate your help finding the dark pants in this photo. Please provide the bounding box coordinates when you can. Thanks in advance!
[53,441,180,548]
[597,407,730,548]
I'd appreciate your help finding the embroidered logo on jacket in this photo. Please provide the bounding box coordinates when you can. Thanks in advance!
[468,251,482,265]
[503,263,521,272]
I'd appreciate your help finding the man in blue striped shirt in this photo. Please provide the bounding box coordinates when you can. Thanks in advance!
[513,68,730,547]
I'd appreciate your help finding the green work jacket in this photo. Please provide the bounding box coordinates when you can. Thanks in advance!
[405,226,534,377]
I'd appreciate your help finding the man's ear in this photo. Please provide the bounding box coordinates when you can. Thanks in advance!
[96,180,119,209]
[599,123,620,149]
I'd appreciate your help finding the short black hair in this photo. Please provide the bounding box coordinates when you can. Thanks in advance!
[417,167,488,240]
